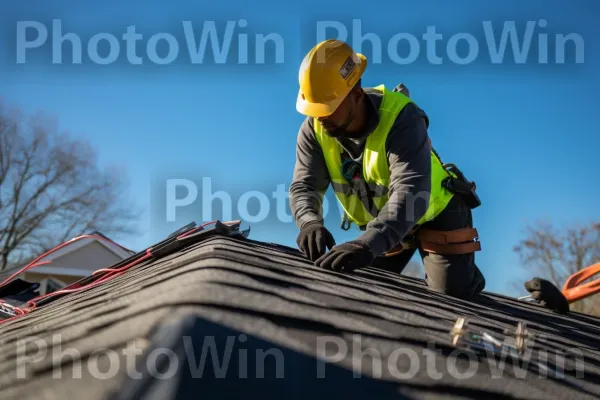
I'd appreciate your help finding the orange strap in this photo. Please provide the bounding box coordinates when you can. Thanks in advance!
[384,227,481,256]
[561,262,600,303]
[384,241,416,257]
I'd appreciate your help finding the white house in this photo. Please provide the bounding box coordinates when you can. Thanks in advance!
[0,232,135,295]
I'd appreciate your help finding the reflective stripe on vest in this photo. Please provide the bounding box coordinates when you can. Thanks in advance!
[314,84,455,227]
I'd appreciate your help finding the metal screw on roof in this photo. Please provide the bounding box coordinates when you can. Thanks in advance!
[503,321,532,355]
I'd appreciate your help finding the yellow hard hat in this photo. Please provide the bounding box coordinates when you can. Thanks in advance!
[296,40,367,117]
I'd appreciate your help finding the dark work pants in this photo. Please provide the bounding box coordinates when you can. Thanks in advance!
[371,194,486,300]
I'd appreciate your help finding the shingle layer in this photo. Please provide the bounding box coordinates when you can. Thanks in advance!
[0,232,598,400]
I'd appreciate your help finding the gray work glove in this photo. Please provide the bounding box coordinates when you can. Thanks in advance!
[296,222,335,261]
[315,240,375,272]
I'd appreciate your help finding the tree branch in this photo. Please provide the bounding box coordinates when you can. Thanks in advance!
[0,103,141,270]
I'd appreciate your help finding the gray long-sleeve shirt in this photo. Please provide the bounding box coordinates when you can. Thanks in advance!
[289,87,432,257]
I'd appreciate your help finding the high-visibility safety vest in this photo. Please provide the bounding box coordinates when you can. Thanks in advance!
[313,84,455,228]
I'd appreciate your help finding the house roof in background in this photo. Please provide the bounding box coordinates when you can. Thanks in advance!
[0,231,135,283]
[90,231,136,255]
[36,232,135,262]
[0,227,598,399]
[0,265,25,283]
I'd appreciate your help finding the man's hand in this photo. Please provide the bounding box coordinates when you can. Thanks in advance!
[296,222,336,261]
[315,240,375,272]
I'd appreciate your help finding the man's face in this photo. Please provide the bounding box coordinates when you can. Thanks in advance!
[317,89,360,137]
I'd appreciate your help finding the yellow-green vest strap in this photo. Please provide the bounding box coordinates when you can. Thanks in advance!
[314,84,454,227]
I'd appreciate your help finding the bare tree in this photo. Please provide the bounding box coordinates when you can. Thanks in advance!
[0,100,140,271]
[513,219,600,315]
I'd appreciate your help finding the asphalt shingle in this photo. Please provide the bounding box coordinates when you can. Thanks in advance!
[0,227,598,400]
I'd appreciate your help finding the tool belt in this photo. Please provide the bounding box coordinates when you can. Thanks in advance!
[339,147,482,255]
[379,158,482,255]
[384,226,481,256]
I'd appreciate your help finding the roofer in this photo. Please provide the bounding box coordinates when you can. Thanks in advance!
[289,39,486,300]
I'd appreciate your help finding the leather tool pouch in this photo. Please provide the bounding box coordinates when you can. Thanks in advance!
[442,164,481,210]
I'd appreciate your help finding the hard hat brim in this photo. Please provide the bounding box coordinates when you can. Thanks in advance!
[296,53,367,118]
[295,90,345,118]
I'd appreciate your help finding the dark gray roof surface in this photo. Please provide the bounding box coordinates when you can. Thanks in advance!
[0,232,599,400]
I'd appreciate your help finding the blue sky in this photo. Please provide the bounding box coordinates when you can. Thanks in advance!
[1,0,598,296]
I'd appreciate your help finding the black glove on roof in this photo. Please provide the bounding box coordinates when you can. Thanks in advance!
[524,277,570,314]
[296,222,335,261]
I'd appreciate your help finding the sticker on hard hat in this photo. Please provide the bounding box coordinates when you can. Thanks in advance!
[339,56,356,79]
